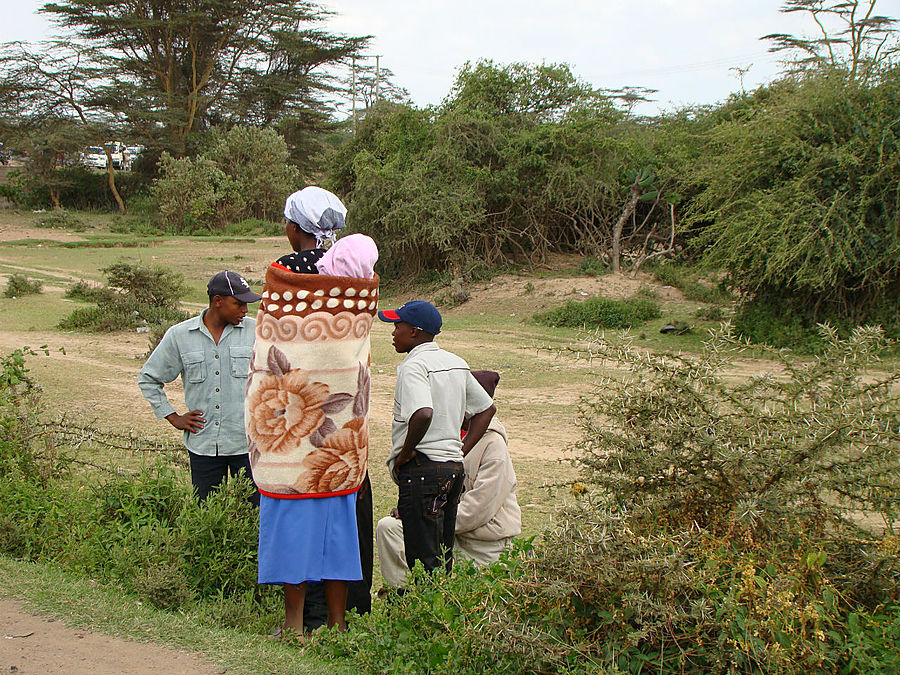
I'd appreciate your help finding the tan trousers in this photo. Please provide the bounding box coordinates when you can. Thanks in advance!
[375,515,512,588]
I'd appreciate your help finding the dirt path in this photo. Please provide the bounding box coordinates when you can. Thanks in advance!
[0,599,220,674]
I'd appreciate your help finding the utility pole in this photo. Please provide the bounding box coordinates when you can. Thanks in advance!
[374,54,381,103]
[351,56,357,132]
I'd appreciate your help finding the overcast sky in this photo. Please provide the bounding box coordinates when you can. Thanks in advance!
[5,0,897,115]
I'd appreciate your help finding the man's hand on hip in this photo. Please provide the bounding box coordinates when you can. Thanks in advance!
[166,410,205,433]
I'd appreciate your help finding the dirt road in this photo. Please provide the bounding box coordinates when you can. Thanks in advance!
[0,599,220,674]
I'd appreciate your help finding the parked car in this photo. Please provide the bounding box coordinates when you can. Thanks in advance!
[80,146,107,170]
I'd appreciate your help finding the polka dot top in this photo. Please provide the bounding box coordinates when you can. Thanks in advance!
[275,248,326,274]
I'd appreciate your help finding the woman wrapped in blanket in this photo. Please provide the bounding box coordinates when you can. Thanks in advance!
[255,186,377,636]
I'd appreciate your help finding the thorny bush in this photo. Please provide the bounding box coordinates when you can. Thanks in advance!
[528,323,900,672]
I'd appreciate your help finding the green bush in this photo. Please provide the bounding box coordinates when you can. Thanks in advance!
[108,214,166,236]
[734,286,900,350]
[177,478,259,598]
[578,256,608,276]
[152,126,299,232]
[312,543,582,675]
[0,352,264,618]
[313,325,899,673]
[3,274,43,298]
[534,295,661,329]
[59,261,188,332]
[688,68,900,332]
[222,218,282,237]
[526,324,900,672]
[64,280,110,303]
[651,261,730,303]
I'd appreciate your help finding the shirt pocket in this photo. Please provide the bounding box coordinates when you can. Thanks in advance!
[230,345,253,378]
[181,350,207,384]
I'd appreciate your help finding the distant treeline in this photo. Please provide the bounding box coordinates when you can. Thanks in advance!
[326,61,900,343]
[4,59,899,345]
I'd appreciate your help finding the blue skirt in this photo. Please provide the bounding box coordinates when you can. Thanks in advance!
[258,493,363,585]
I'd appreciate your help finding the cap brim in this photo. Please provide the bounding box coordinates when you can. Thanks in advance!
[234,290,262,303]
[377,309,401,322]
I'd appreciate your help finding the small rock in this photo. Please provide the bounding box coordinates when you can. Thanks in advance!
[136,326,150,333]
[660,321,692,335]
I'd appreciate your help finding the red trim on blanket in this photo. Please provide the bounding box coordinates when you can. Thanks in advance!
[258,483,362,500]
[270,262,293,273]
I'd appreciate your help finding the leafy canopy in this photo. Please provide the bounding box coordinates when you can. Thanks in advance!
[39,0,367,152]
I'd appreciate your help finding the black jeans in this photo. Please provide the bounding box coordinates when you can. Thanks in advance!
[397,453,465,575]
[188,451,259,506]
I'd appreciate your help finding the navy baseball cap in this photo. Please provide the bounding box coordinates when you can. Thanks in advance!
[207,270,262,303]
[378,300,442,335]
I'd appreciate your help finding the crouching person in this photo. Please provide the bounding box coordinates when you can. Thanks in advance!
[376,370,521,587]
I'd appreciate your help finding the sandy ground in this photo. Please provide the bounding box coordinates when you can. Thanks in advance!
[0,599,220,674]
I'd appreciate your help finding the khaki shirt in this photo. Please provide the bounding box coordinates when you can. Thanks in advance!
[388,342,493,480]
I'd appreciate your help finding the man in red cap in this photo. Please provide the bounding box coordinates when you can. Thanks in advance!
[378,301,496,576]
[139,270,261,503]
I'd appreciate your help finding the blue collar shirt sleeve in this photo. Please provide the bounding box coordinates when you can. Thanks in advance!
[138,314,256,456]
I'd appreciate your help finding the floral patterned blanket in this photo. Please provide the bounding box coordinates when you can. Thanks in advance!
[245,263,378,498]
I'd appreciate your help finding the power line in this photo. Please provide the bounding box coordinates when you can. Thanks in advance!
[611,49,776,79]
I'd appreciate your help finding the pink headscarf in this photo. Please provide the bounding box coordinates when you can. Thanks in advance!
[316,233,379,279]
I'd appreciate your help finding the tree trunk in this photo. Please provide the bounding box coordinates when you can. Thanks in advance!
[104,151,126,213]
[610,176,642,273]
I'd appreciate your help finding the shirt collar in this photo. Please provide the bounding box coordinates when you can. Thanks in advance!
[186,313,205,331]
[189,309,243,341]
[406,342,439,359]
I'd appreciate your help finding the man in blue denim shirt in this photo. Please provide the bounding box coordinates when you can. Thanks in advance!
[139,270,261,503]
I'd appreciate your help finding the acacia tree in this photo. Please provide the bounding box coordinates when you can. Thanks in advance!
[39,0,367,154]
[6,117,90,209]
[764,0,898,82]
[0,44,126,211]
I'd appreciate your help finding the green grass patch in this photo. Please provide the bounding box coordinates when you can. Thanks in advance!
[534,295,661,329]
[0,557,344,675]
[578,256,608,276]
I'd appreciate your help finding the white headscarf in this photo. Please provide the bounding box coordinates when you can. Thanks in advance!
[283,186,347,246]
